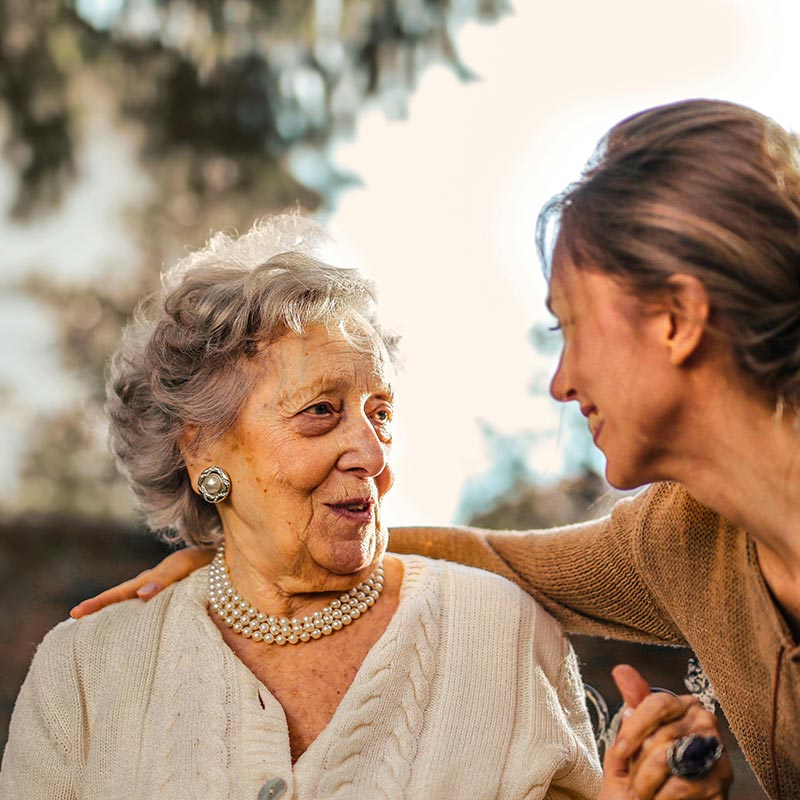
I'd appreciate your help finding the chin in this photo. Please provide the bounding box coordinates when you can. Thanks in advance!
[603,460,649,492]
[313,531,384,578]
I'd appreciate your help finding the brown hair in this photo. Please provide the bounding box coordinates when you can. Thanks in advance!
[537,98,800,408]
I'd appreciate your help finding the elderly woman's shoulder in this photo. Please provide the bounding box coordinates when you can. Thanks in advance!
[414,552,538,596]
[36,569,206,670]
[404,554,565,634]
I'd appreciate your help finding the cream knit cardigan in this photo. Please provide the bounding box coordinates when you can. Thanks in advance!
[1,554,601,799]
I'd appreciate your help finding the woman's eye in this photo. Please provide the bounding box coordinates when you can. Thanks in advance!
[372,407,393,423]
[306,402,333,416]
[547,321,562,332]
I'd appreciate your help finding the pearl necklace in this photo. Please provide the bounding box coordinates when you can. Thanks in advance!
[208,544,384,644]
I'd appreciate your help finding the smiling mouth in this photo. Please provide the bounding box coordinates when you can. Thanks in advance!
[328,499,374,514]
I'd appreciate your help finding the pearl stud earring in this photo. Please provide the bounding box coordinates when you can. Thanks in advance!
[197,466,231,503]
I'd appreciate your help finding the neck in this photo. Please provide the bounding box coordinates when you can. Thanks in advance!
[218,536,383,619]
[658,388,800,581]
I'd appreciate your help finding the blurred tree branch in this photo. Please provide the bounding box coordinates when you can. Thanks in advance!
[1,0,509,217]
[1,0,510,519]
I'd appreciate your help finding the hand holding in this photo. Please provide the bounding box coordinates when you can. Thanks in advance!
[598,664,732,799]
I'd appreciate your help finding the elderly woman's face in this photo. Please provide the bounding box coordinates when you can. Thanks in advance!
[205,324,395,579]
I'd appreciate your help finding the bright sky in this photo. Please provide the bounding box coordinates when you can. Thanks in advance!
[3,0,800,523]
[324,0,800,525]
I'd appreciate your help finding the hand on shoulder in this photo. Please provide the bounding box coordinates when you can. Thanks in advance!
[69,547,213,618]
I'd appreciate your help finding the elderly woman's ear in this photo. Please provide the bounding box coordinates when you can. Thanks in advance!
[179,426,207,490]
[180,427,234,505]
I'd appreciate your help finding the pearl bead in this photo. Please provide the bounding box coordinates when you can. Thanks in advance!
[203,474,221,492]
[208,543,384,646]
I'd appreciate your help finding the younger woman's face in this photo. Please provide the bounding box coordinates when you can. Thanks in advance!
[547,253,687,489]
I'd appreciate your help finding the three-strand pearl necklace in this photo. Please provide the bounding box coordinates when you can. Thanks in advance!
[208,543,385,645]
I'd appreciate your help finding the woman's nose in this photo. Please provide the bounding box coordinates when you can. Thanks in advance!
[337,414,389,476]
[549,352,577,403]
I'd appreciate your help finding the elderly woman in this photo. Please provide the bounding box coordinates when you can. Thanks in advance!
[1,215,613,799]
[85,98,800,799]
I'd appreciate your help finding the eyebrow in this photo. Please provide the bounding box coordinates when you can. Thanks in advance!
[544,295,554,314]
[283,376,395,407]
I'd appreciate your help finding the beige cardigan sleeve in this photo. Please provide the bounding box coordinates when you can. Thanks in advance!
[0,621,79,799]
[390,483,688,646]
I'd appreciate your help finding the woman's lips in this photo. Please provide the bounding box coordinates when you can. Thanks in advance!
[589,418,604,444]
[326,498,375,522]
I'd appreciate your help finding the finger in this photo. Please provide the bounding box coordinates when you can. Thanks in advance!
[70,575,149,618]
[613,663,652,709]
[602,734,635,784]
[144,547,213,589]
[638,708,720,760]
[69,548,212,618]
[656,764,734,800]
[646,748,733,800]
[615,693,700,759]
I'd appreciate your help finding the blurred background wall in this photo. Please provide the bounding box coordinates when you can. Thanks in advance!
[2,1,796,796]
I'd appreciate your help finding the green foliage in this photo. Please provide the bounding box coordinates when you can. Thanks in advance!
[1,0,509,216]
[1,0,509,519]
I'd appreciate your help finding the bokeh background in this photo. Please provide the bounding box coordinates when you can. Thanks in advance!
[3,1,796,796]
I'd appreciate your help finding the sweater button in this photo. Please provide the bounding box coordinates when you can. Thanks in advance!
[258,777,287,799]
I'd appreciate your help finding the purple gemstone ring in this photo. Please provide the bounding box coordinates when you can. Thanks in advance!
[667,734,724,780]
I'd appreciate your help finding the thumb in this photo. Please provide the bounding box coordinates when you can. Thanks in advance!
[612,663,651,710]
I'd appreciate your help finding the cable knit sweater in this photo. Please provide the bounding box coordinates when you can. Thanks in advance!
[0,554,601,800]
[391,483,800,800]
